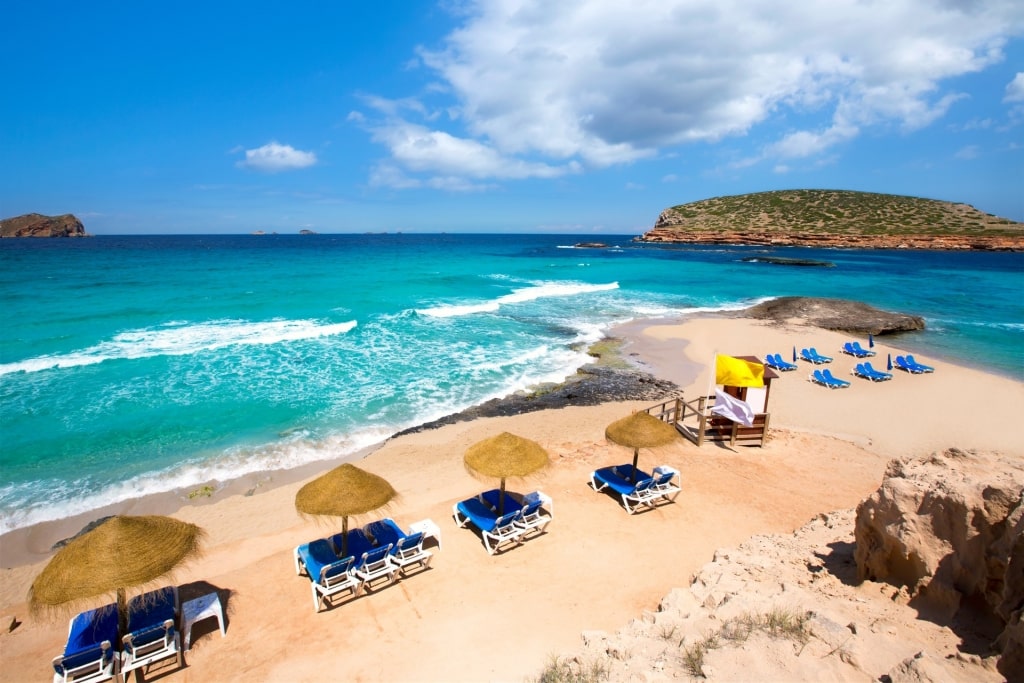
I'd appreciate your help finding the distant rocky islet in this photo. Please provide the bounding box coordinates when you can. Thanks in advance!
[0,213,90,238]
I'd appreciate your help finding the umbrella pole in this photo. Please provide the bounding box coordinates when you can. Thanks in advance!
[341,517,349,557]
[631,448,639,483]
[117,587,127,638]
[498,478,506,516]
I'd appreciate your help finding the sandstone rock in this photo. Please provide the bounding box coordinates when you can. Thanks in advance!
[0,213,90,238]
[854,448,1024,669]
[542,501,1005,681]
[741,296,926,335]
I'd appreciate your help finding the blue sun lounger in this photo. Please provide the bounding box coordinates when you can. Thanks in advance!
[765,353,797,371]
[905,355,935,373]
[294,538,361,612]
[590,464,679,514]
[453,497,525,555]
[811,369,850,389]
[800,348,833,364]
[853,362,892,382]
[364,518,433,575]
[121,587,182,679]
[843,342,875,358]
[851,341,876,357]
[52,604,119,683]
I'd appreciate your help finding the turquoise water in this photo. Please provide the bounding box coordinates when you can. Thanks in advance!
[1,234,1021,532]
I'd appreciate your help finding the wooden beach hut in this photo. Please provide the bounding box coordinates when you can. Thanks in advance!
[643,355,777,447]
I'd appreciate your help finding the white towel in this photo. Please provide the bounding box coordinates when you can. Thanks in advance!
[711,389,755,427]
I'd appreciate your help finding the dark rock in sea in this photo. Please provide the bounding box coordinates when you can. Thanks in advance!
[394,365,678,436]
[575,242,609,248]
[299,229,318,235]
[740,256,835,267]
[741,297,925,335]
[0,213,90,238]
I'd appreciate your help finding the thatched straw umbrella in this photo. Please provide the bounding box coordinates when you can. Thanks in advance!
[605,411,678,483]
[464,432,550,515]
[294,463,396,557]
[29,515,204,636]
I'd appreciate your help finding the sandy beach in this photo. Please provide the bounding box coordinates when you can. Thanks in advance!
[2,315,1021,682]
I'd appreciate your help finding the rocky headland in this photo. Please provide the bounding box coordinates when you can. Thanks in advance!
[542,448,1023,682]
[0,213,90,238]
[740,296,926,336]
[638,189,1024,251]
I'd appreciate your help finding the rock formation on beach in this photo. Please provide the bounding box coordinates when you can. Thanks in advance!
[0,213,90,238]
[740,296,926,335]
[637,189,1024,251]
[541,449,1021,682]
[856,448,1024,681]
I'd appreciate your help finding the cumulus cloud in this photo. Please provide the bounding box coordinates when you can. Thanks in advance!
[360,0,1024,188]
[238,142,317,172]
[1005,73,1024,102]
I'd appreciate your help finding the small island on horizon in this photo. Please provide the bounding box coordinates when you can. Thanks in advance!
[637,189,1024,251]
[4,189,1023,250]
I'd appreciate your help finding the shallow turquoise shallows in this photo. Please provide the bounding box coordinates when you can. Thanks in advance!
[1,234,1021,531]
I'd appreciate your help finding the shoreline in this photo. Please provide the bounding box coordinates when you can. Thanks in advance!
[1,313,1021,682]
[0,340,684,569]
[3,308,1020,571]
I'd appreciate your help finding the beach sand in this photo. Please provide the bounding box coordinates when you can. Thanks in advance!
[1,316,1021,682]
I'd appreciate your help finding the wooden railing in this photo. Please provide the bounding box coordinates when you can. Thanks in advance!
[643,394,768,447]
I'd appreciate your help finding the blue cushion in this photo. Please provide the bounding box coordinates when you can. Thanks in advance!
[300,539,339,582]
[356,544,391,570]
[457,498,499,532]
[126,587,176,632]
[396,531,424,553]
[64,603,118,656]
[480,489,523,515]
[365,518,405,548]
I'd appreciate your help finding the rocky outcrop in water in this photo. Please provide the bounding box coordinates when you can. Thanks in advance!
[0,213,90,238]
[741,296,925,335]
[855,448,1024,681]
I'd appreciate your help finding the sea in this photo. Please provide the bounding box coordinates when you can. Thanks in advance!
[1,233,1022,534]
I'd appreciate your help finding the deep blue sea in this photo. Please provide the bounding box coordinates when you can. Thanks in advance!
[1,234,1021,532]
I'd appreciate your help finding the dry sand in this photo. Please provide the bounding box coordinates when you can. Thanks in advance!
[1,316,1021,682]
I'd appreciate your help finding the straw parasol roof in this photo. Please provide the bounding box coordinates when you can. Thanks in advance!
[29,515,204,633]
[295,463,397,556]
[464,432,550,515]
[605,411,678,482]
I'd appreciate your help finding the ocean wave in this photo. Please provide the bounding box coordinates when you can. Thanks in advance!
[0,318,357,376]
[415,281,619,318]
[0,423,390,534]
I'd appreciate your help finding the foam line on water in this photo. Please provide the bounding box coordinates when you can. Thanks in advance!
[416,281,619,318]
[0,318,357,376]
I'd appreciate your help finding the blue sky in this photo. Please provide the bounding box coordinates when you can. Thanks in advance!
[3,1,1023,235]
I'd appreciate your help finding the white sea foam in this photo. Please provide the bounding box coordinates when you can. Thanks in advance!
[415,281,619,318]
[0,424,389,533]
[0,318,357,376]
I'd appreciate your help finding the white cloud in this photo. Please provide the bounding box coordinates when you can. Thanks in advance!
[238,142,317,172]
[1005,73,1024,102]
[362,0,1024,188]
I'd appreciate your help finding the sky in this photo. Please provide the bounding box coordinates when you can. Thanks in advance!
[2,0,1023,235]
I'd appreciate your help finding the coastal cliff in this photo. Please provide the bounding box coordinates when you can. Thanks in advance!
[638,189,1024,251]
[0,213,90,238]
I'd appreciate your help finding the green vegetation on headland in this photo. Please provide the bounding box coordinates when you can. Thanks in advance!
[638,189,1024,251]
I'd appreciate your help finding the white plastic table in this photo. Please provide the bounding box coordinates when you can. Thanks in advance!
[181,592,226,650]
[409,518,442,550]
